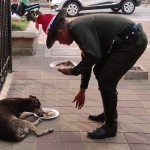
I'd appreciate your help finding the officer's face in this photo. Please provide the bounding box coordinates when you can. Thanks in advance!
[53,29,73,45]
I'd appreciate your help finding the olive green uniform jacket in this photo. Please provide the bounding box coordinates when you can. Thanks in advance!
[68,14,145,89]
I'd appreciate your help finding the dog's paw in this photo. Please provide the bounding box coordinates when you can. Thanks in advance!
[20,113,27,119]
[38,118,42,123]
[42,128,53,135]
[48,128,53,133]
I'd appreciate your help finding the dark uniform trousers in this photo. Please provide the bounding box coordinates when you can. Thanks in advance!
[92,34,147,127]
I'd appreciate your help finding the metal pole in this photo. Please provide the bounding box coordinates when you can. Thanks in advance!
[8,0,12,73]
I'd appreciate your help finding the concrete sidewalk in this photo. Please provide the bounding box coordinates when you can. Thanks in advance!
[0,21,150,150]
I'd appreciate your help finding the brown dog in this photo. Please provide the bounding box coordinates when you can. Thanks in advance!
[0,95,53,142]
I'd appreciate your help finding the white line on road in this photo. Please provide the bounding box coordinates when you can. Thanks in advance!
[131,19,150,21]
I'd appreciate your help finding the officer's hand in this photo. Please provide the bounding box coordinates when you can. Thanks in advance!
[57,69,72,75]
[72,89,85,109]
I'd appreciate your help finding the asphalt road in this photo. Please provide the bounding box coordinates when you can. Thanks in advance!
[39,4,150,49]
[40,4,150,21]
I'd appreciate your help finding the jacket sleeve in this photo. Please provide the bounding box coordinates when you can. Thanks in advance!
[70,24,101,76]
[80,54,92,89]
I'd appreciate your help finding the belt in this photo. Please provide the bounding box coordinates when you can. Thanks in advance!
[132,23,143,35]
[115,23,143,45]
[108,23,143,53]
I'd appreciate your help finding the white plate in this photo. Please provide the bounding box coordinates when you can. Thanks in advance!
[49,60,77,69]
[34,108,59,120]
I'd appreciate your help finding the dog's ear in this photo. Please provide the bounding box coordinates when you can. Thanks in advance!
[29,95,36,98]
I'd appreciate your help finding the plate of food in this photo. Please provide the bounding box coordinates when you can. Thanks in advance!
[49,60,77,69]
[34,108,59,119]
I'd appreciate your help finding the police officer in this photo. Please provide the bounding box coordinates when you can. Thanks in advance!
[36,9,148,139]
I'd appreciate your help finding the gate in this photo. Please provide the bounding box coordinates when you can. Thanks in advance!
[0,0,12,92]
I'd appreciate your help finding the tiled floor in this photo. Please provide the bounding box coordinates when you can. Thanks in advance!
[0,21,150,150]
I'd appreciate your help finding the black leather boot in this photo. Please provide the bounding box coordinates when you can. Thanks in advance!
[88,112,105,122]
[88,111,118,122]
[87,89,118,139]
[87,122,117,139]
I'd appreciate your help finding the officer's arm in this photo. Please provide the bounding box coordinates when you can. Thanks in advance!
[80,54,92,89]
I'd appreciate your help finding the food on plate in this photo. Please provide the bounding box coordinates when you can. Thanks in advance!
[44,110,56,117]
[56,61,75,68]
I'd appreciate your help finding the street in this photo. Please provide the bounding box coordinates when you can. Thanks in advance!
[38,4,150,56]
[40,4,150,21]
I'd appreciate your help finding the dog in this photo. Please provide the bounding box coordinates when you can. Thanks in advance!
[0,95,53,142]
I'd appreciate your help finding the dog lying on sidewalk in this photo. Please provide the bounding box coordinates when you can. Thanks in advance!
[0,95,53,142]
